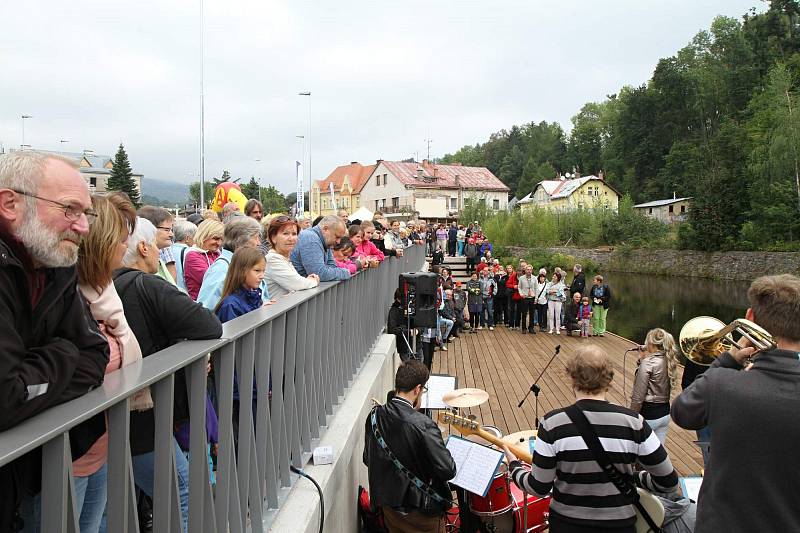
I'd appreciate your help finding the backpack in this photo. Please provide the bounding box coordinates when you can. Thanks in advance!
[357,485,387,533]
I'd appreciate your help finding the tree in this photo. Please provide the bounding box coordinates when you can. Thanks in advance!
[260,185,287,214]
[213,170,237,186]
[189,181,214,207]
[106,143,141,207]
[241,177,260,200]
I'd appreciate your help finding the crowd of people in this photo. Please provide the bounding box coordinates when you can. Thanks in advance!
[0,151,423,532]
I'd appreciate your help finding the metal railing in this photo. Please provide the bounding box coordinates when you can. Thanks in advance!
[0,245,425,532]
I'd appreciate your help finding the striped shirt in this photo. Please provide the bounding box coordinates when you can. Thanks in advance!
[510,399,678,528]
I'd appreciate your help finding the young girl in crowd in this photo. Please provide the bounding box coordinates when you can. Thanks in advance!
[466,273,483,333]
[349,225,380,267]
[332,237,361,274]
[215,247,266,322]
[578,296,592,337]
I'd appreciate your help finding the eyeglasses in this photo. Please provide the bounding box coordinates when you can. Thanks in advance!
[156,226,174,233]
[12,189,97,225]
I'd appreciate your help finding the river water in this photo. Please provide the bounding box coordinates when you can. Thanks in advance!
[596,272,750,349]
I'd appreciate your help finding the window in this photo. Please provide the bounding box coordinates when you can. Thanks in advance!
[668,205,674,213]
[649,208,653,214]
[89,177,97,187]
[680,205,686,214]
[376,176,380,186]
[383,174,388,185]
[375,200,380,211]
[392,197,399,208]
[492,199,500,210]
[450,197,457,210]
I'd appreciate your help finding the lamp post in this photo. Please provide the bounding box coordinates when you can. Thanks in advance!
[295,135,305,214]
[199,0,206,208]
[21,115,32,149]
[253,158,264,204]
[298,92,311,215]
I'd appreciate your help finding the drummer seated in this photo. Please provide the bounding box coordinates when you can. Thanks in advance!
[502,345,679,533]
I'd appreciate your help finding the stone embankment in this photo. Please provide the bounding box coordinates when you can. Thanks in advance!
[504,246,800,281]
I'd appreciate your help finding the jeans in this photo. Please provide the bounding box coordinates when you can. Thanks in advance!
[535,303,548,331]
[481,297,494,327]
[21,463,108,533]
[438,316,454,341]
[131,438,190,532]
[520,299,535,331]
[592,305,608,334]
[547,300,562,332]
[646,414,671,444]
[457,241,464,256]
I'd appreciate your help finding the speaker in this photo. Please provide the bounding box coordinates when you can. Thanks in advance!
[398,272,439,328]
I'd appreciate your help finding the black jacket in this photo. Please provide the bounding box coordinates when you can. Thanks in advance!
[570,271,586,297]
[0,234,109,530]
[495,273,508,298]
[113,268,222,455]
[672,349,800,533]
[440,300,457,321]
[363,397,456,515]
[589,283,611,309]
[431,250,444,266]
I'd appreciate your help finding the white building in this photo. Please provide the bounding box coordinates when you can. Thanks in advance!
[27,149,143,197]
[358,159,509,220]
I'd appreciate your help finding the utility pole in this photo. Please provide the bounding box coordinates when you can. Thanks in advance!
[424,138,432,161]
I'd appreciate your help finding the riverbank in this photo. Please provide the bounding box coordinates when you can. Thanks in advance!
[503,246,800,281]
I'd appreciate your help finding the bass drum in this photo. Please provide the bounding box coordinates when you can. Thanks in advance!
[475,463,551,533]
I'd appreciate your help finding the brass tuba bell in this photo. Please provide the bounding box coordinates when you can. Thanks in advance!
[679,316,775,366]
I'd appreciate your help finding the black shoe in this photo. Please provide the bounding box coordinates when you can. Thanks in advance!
[529,330,536,334]
[521,330,527,334]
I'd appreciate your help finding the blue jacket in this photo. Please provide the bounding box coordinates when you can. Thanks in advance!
[290,225,350,281]
[215,287,263,401]
[197,248,270,310]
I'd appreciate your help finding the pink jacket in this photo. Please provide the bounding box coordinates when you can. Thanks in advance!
[184,248,221,300]
[335,258,358,274]
[354,240,384,261]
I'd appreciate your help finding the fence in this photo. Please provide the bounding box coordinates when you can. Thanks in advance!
[0,244,425,532]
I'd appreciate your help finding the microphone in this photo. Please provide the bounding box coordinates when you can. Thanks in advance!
[625,345,645,352]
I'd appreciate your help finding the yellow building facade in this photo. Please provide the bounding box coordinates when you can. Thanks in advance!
[519,176,620,213]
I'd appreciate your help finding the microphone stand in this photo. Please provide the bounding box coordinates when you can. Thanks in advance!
[518,344,560,429]
[622,345,642,401]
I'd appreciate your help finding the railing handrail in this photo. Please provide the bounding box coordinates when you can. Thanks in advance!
[0,251,416,466]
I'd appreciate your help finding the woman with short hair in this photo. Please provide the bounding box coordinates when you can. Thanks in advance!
[170,219,197,293]
[265,216,320,300]
[183,219,224,299]
[503,345,679,533]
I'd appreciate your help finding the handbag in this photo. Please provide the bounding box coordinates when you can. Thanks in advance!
[565,404,665,533]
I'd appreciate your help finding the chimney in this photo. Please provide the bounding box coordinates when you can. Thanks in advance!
[433,167,438,178]
[422,159,429,166]
[575,170,581,179]
[417,167,424,178]
[598,170,604,181]
[673,191,676,200]
[455,174,461,187]
[350,161,358,165]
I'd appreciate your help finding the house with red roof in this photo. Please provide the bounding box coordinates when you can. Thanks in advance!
[310,161,376,217]
[517,172,620,212]
[358,159,509,220]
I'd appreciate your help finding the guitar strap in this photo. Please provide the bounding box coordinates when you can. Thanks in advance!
[565,405,663,533]
[369,407,454,508]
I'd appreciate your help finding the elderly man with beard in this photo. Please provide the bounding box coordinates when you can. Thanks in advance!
[0,151,110,530]
[290,214,351,281]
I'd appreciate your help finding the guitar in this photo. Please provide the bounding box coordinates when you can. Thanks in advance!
[437,412,665,533]
[436,411,533,463]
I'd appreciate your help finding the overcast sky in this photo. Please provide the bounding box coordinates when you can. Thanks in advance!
[2,0,760,195]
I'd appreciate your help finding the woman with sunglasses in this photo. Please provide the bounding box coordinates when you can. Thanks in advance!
[265,216,320,300]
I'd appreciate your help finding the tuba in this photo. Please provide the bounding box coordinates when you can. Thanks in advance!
[679,316,774,365]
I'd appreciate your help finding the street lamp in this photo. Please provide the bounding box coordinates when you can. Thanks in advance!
[253,158,264,204]
[21,115,32,149]
[298,91,311,215]
[295,135,305,214]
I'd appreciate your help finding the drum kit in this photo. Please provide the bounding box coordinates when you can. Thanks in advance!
[440,387,551,533]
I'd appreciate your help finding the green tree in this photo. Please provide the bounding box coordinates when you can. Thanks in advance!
[106,143,141,207]
[189,181,214,207]
[241,176,260,200]
[213,170,237,186]
[259,185,287,214]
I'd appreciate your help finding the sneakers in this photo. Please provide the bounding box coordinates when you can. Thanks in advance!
[478,326,483,330]
[489,326,494,331]
[441,345,448,351]
[555,330,560,335]
[470,329,477,334]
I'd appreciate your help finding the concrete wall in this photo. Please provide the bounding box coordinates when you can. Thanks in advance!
[504,245,800,281]
[268,334,399,532]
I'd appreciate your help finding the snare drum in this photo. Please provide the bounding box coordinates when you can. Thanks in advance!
[464,424,503,447]
[469,463,513,516]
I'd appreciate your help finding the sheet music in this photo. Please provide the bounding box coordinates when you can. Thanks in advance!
[446,436,504,497]
[680,476,703,501]
[421,375,456,409]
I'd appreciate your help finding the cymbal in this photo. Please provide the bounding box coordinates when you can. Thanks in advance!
[442,388,489,408]
[501,430,538,446]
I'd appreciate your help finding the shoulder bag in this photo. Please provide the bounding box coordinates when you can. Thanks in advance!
[564,404,664,533]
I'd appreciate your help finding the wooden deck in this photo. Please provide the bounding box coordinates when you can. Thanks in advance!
[432,325,703,477]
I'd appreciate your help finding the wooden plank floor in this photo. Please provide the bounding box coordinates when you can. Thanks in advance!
[432,325,703,477]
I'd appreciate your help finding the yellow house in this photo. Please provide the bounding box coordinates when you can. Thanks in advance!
[311,162,376,216]
[518,174,620,212]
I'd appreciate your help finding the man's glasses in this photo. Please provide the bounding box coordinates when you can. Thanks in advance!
[12,189,97,225]
[156,226,174,233]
